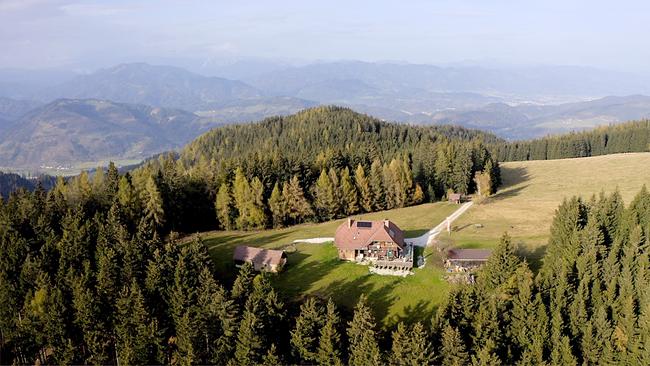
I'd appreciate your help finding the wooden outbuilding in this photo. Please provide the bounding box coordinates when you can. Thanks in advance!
[445,248,491,272]
[233,245,287,273]
[448,193,462,204]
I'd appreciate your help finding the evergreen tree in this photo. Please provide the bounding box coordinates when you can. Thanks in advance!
[317,299,343,366]
[231,262,255,307]
[439,325,469,366]
[115,281,162,365]
[291,297,325,362]
[234,308,264,365]
[215,182,235,230]
[262,343,282,366]
[347,295,382,366]
[390,322,433,366]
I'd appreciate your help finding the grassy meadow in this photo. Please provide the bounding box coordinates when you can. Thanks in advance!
[198,152,650,326]
[444,152,650,259]
[199,202,459,327]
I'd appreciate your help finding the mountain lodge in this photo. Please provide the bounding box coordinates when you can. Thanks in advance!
[334,219,412,269]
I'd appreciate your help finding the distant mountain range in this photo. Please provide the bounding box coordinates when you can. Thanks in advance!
[1,61,650,170]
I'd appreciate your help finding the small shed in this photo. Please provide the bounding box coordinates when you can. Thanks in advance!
[233,246,287,273]
[445,248,491,272]
[448,193,462,204]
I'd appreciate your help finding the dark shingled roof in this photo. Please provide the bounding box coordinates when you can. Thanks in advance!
[447,249,492,261]
[334,219,405,250]
[233,246,286,266]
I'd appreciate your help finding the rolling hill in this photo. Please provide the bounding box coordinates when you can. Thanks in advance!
[431,95,650,139]
[0,98,217,168]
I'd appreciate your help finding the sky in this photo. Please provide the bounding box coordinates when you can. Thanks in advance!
[1,0,649,73]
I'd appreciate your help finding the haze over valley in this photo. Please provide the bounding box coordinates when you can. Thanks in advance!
[2,60,650,171]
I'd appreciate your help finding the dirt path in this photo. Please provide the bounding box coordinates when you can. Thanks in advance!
[406,201,473,247]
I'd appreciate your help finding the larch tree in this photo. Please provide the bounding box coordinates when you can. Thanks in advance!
[354,164,373,212]
[340,167,360,215]
[142,176,165,230]
[268,181,286,228]
[215,182,234,230]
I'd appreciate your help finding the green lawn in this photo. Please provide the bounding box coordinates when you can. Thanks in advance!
[198,202,459,328]
[197,152,650,327]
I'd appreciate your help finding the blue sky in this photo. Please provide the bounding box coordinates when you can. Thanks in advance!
[1,0,648,73]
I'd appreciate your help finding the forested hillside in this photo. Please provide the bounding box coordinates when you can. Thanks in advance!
[1,156,648,364]
[139,106,501,232]
[495,119,650,161]
[0,172,51,199]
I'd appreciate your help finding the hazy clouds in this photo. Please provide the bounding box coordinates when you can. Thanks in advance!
[1,0,649,73]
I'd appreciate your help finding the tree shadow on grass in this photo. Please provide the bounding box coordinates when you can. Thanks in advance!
[517,244,547,273]
[501,166,530,187]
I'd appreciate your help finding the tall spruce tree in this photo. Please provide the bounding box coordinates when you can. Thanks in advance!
[347,295,382,366]
[317,299,343,366]
[290,297,325,362]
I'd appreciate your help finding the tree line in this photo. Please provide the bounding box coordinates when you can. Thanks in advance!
[2,168,649,363]
[494,119,650,161]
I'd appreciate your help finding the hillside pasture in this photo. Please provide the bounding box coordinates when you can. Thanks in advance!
[200,202,459,327]
[445,152,650,258]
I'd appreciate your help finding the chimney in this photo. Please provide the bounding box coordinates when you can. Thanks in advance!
[348,218,354,228]
[384,219,390,228]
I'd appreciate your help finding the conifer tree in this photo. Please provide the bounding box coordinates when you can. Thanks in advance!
[231,262,255,307]
[142,176,165,230]
[440,325,469,366]
[249,177,267,228]
[314,169,338,220]
[340,167,359,215]
[262,343,282,366]
[390,322,433,366]
[115,281,161,365]
[234,308,264,365]
[370,159,386,211]
[283,175,314,224]
[215,182,234,230]
[413,183,425,204]
[355,164,373,212]
[268,182,286,228]
[347,295,382,366]
[106,161,120,196]
[291,297,325,362]
[478,233,520,291]
[233,168,254,229]
[317,298,343,366]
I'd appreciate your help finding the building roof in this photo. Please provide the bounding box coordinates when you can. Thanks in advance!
[334,219,405,250]
[449,193,462,201]
[233,246,286,267]
[447,248,492,261]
